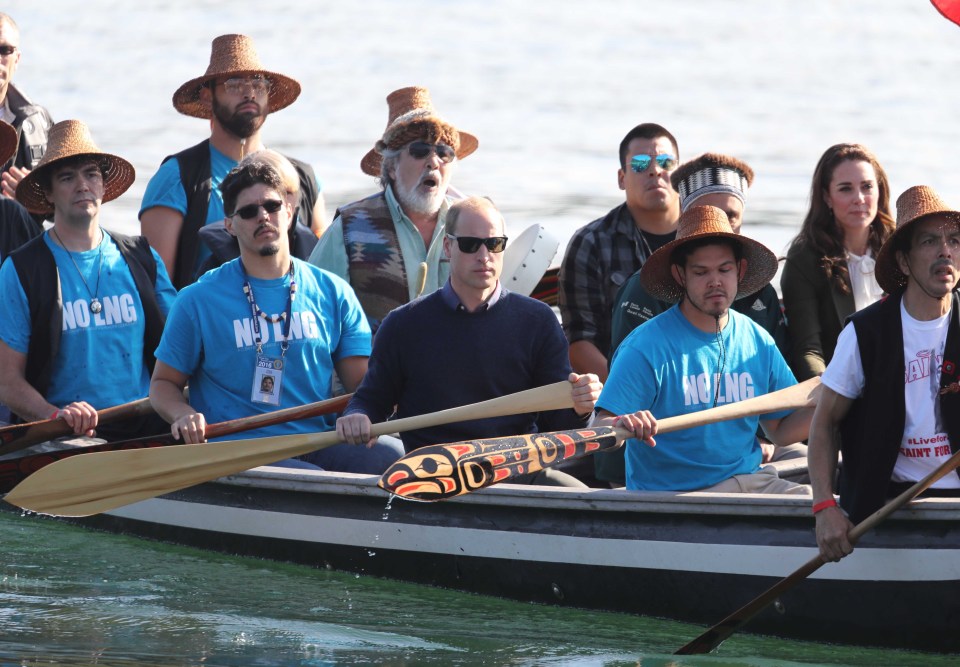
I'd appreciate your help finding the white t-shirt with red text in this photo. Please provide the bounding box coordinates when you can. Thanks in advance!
[822,301,959,488]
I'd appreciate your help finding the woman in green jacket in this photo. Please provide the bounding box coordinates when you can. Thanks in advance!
[781,144,895,380]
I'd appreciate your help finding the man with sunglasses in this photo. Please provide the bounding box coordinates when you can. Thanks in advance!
[0,13,54,200]
[598,153,794,487]
[150,160,402,473]
[140,34,324,290]
[559,123,681,384]
[309,87,478,333]
[336,196,601,486]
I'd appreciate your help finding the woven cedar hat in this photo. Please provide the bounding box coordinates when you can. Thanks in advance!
[639,205,778,303]
[360,86,478,176]
[0,120,17,166]
[875,185,960,294]
[173,34,301,119]
[16,120,135,215]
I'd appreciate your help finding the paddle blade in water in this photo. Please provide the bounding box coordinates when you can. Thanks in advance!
[379,427,620,500]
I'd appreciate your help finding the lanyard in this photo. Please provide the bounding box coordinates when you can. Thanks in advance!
[239,259,297,355]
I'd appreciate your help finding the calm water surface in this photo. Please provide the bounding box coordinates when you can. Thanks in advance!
[0,511,955,667]
[3,1,959,664]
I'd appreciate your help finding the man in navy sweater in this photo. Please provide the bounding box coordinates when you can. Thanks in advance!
[336,196,601,486]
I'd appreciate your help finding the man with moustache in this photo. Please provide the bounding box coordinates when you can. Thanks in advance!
[140,34,324,289]
[594,205,812,493]
[308,86,478,332]
[0,120,176,440]
[810,186,960,563]
[559,123,681,382]
[336,196,600,487]
[150,160,400,473]
[0,13,54,199]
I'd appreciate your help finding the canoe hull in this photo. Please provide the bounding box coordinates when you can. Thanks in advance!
[45,468,960,652]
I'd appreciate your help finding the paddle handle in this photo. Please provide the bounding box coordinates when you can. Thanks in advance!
[203,394,351,440]
[0,397,156,455]
[366,380,574,442]
[656,377,821,435]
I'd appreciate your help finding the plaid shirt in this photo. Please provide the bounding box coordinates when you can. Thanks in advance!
[559,203,668,358]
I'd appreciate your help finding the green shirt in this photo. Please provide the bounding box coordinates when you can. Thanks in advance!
[307,186,451,301]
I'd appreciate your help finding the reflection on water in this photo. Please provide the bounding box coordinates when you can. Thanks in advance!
[0,512,955,666]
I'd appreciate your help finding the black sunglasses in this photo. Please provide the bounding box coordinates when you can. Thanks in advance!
[408,141,456,163]
[232,199,284,220]
[0,45,16,57]
[446,234,508,253]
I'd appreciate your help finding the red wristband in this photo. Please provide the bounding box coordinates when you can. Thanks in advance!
[49,409,60,420]
[812,498,838,515]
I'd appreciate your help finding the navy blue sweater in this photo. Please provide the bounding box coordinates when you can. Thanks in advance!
[346,286,584,452]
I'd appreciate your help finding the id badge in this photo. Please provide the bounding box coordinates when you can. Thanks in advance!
[252,355,284,406]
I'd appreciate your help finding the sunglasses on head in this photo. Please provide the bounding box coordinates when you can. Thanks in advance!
[630,154,678,173]
[408,141,456,163]
[232,199,284,220]
[446,234,508,253]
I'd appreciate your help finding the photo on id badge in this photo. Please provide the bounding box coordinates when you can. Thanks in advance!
[253,355,283,406]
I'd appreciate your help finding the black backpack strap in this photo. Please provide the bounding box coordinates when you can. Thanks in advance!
[8,234,60,400]
[109,232,165,374]
[162,139,211,289]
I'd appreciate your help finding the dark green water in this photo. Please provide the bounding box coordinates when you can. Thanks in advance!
[0,512,953,667]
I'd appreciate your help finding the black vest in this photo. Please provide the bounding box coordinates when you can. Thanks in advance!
[838,291,960,522]
[8,232,165,404]
[163,139,320,289]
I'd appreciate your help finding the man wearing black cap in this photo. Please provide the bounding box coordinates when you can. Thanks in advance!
[811,185,960,562]
[593,205,812,493]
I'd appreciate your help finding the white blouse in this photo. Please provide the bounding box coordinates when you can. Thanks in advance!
[846,249,884,312]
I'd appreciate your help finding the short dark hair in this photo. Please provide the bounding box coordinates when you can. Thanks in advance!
[37,156,108,194]
[220,161,286,216]
[618,123,679,170]
[670,237,743,269]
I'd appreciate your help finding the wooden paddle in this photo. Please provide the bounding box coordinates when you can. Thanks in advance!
[0,394,352,494]
[3,380,575,517]
[0,397,157,456]
[674,445,960,655]
[380,377,821,500]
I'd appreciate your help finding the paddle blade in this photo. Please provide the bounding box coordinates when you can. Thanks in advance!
[4,431,340,517]
[932,0,960,26]
[379,427,620,500]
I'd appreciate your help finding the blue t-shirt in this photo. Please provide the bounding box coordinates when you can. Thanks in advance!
[0,232,177,409]
[155,258,371,438]
[139,143,238,271]
[598,305,797,491]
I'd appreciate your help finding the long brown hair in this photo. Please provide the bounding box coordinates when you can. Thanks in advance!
[790,143,896,294]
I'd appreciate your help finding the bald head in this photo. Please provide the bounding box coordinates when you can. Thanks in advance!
[445,196,505,236]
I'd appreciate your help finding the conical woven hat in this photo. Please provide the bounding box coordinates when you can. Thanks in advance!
[0,120,17,166]
[361,86,478,176]
[16,120,135,215]
[639,205,778,303]
[173,34,301,119]
[875,185,960,293]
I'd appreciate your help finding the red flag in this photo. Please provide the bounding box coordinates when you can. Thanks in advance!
[932,0,960,26]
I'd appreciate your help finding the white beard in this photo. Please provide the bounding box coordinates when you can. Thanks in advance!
[394,179,445,216]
